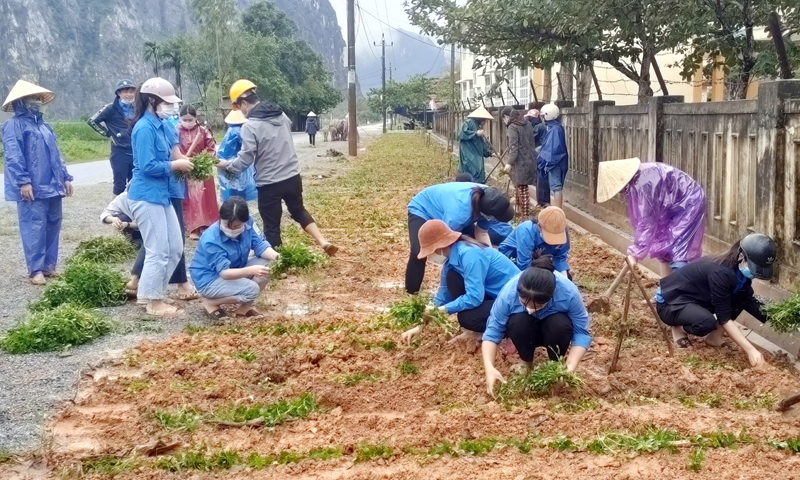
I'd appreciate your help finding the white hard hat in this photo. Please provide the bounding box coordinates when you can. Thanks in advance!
[541,103,560,121]
[140,77,181,104]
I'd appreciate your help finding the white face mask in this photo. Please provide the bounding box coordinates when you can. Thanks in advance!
[526,307,537,315]
[220,221,245,239]
[429,252,447,266]
[181,119,197,129]
[156,103,177,119]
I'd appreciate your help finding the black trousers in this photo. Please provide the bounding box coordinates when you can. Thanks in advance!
[110,149,133,196]
[446,269,494,332]
[257,174,315,248]
[536,167,550,206]
[656,302,741,336]
[131,198,187,284]
[309,134,316,145]
[506,311,573,362]
[405,213,427,294]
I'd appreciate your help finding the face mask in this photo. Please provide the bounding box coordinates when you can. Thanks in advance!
[739,265,754,279]
[181,120,197,129]
[429,253,447,266]
[156,103,176,119]
[526,307,537,315]
[220,222,245,239]
[24,98,43,112]
[120,98,134,106]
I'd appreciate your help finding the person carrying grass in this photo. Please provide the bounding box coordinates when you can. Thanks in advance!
[482,252,592,396]
[499,206,571,278]
[189,197,280,320]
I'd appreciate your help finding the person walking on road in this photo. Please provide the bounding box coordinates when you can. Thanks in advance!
[87,79,136,195]
[501,107,536,221]
[218,79,338,255]
[2,80,74,285]
[538,104,568,210]
[305,112,319,146]
[457,106,494,183]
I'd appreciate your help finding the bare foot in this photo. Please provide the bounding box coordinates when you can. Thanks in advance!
[323,243,339,256]
[448,330,482,344]
[146,303,181,317]
[703,328,726,347]
[29,273,46,286]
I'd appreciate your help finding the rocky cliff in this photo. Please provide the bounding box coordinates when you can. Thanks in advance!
[0,0,346,118]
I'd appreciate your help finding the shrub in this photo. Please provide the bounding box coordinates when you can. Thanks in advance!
[72,236,136,263]
[31,260,127,310]
[0,304,112,354]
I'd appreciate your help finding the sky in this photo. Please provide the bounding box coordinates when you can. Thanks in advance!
[329,0,416,45]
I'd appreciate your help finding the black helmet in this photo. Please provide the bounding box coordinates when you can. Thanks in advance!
[115,79,135,94]
[740,233,777,279]
[479,187,514,223]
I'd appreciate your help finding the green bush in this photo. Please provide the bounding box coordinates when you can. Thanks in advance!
[271,243,323,276]
[72,236,136,263]
[0,304,113,354]
[32,260,127,311]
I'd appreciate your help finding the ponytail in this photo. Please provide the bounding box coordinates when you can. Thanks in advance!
[470,186,484,220]
[517,250,557,306]
[709,240,742,270]
[129,86,162,131]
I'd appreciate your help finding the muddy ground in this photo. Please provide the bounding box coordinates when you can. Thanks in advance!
[2,132,800,479]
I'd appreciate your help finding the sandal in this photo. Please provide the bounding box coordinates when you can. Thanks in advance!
[675,337,692,349]
[205,309,228,320]
[241,309,262,317]
[125,288,138,298]
[323,243,339,256]
[146,304,182,317]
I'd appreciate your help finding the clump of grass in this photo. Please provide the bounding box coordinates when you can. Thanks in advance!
[548,435,576,451]
[151,408,202,432]
[72,236,136,263]
[78,456,139,475]
[768,438,800,453]
[693,430,749,449]
[585,427,681,455]
[680,393,722,408]
[210,393,318,427]
[31,260,127,311]
[306,447,342,461]
[681,355,725,370]
[388,295,428,329]
[733,393,778,410]
[575,273,603,292]
[427,440,458,457]
[183,324,208,335]
[271,243,323,276]
[246,447,342,469]
[336,371,382,386]
[154,449,242,472]
[398,360,419,375]
[0,450,14,465]
[688,447,705,472]
[184,350,221,364]
[763,294,800,333]
[458,437,498,456]
[378,340,397,351]
[551,398,599,413]
[495,361,583,401]
[0,304,112,354]
[126,379,151,394]
[261,322,320,336]
[231,350,258,362]
[173,152,216,181]
[355,442,393,463]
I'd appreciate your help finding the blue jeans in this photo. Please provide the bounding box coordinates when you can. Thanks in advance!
[197,257,269,304]
[131,198,187,284]
[131,200,183,301]
[17,196,62,276]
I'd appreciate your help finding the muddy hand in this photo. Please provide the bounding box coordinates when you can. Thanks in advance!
[401,325,422,346]
[485,366,506,397]
[747,348,765,368]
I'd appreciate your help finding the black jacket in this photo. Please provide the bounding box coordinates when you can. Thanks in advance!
[529,117,546,147]
[87,97,132,152]
[659,260,767,324]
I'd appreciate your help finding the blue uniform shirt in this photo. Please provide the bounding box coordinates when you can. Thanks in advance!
[499,220,570,272]
[433,241,520,314]
[161,119,186,200]
[408,182,491,232]
[483,271,592,349]
[128,112,174,205]
[189,218,272,291]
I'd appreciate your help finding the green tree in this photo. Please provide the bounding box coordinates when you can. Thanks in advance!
[241,0,298,38]
[143,41,160,76]
[368,75,439,115]
[160,36,189,97]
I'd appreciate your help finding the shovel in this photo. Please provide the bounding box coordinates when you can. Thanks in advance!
[587,263,630,313]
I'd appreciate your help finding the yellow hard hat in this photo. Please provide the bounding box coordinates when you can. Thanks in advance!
[229,79,256,103]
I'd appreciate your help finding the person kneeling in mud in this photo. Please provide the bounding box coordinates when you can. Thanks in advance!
[407,219,520,344]
[656,233,777,367]
[189,197,280,320]
[482,253,592,396]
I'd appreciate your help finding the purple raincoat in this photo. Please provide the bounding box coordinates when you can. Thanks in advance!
[625,163,706,264]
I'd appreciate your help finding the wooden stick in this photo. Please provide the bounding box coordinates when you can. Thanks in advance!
[625,257,674,357]
[609,271,634,373]
[604,263,630,298]
[776,392,800,412]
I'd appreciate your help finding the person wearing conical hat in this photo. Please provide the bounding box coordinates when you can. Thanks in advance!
[2,80,73,285]
[305,111,318,146]
[457,106,495,183]
[597,158,706,276]
[218,108,257,202]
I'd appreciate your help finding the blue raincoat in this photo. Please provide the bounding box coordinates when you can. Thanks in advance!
[538,119,568,177]
[218,124,257,201]
[2,101,73,275]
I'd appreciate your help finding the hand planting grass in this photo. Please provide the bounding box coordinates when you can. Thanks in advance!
[0,304,113,354]
[763,294,800,333]
[355,442,394,463]
[271,243,324,276]
[31,260,127,311]
[174,152,217,181]
[495,361,583,401]
[209,393,318,427]
[71,236,136,263]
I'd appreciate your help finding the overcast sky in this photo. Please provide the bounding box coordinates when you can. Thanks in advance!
[329,0,419,52]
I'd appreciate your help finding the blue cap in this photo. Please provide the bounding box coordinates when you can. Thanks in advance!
[115,79,135,94]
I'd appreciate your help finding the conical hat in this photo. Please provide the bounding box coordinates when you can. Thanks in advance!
[307,111,317,117]
[224,108,248,125]
[468,106,494,120]
[596,158,641,203]
[2,80,56,112]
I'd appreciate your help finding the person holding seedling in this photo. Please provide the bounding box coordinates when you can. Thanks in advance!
[413,219,520,343]
[177,104,219,239]
[190,197,280,320]
[406,182,514,294]
[500,206,571,277]
[656,233,776,366]
[482,252,592,395]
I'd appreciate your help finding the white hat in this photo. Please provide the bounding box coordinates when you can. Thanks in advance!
[2,80,56,112]
[468,106,494,120]
[596,158,642,203]
[224,108,248,125]
[307,111,317,117]
[140,77,181,104]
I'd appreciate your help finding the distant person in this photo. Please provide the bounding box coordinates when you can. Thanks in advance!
[499,206,571,276]
[218,108,257,202]
[457,106,495,183]
[305,111,318,146]
[87,79,136,195]
[218,79,338,255]
[177,105,219,239]
[525,108,546,147]
[538,104,568,209]
[2,80,74,285]
[501,107,536,220]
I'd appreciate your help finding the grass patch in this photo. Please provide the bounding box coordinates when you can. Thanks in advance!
[768,437,800,453]
[246,447,342,469]
[52,121,111,162]
[585,427,681,455]
[153,449,242,472]
[551,398,599,413]
[335,371,382,386]
[763,293,800,333]
[548,435,576,451]
[78,456,139,475]
[458,437,498,456]
[271,243,324,276]
[427,440,458,457]
[257,322,320,336]
[378,339,397,351]
[231,350,258,362]
[71,236,136,263]
[126,379,151,394]
[31,260,127,311]
[184,350,222,364]
[495,361,583,401]
[0,450,14,465]
[733,393,778,410]
[209,393,318,427]
[0,303,112,354]
[688,447,705,472]
[398,360,419,375]
[355,442,393,463]
[693,430,749,449]
[183,324,208,335]
[681,355,725,370]
[575,273,603,293]
[680,393,723,408]
[151,408,202,432]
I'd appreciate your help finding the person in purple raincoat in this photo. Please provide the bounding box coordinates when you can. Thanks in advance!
[596,158,706,276]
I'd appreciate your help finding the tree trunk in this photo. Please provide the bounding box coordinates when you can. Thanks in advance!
[543,65,552,102]
[577,64,591,106]
[558,62,574,101]
[637,52,654,101]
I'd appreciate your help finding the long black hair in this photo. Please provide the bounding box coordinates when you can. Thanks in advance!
[129,85,163,130]
[219,196,249,223]
[709,240,742,270]
[517,250,557,306]
[470,186,485,220]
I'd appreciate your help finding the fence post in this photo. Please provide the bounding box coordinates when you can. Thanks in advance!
[646,95,684,162]
[588,100,615,204]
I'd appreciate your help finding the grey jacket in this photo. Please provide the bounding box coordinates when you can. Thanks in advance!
[225,102,300,186]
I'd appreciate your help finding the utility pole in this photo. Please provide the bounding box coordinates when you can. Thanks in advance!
[389,63,393,129]
[375,34,393,134]
[347,0,357,156]
[449,44,455,153]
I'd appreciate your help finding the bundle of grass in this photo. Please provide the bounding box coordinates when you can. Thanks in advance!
[271,243,323,276]
[764,293,800,333]
[175,152,216,181]
[31,260,127,311]
[72,236,136,264]
[495,360,583,401]
[388,295,428,330]
[0,303,113,354]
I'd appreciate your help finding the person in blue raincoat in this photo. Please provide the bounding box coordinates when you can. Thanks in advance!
[87,79,137,195]
[457,106,495,183]
[499,206,571,277]
[538,104,568,209]
[218,108,257,201]
[2,80,74,285]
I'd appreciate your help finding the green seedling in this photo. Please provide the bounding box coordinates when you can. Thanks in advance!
[271,243,323,276]
[458,437,498,456]
[733,393,778,410]
[31,260,127,311]
[763,294,800,333]
[585,427,681,455]
[378,340,397,351]
[388,295,428,330]
[183,324,208,335]
[336,372,382,386]
[0,303,113,354]
[231,350,258,362]
[769,438,800,453]
[209,393,318,427]
[151,408,202,432]
[78,456,139,475]
[551,398,599,413]
[688,448,705,472]
[495,361,583,401]
[72,236,136,263]
[126,379,151,394]
[427,440,458,457]
[398,360,419,374]
[548,435,576,451]
[173,152,216,181]
[355,442,393,463]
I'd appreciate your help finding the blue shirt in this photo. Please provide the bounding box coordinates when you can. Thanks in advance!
[433,241,520,314]
[408,182,491,232]
[483,271,592,349]
[128,112,174,205]
[487,220,513,243]
[499,220,570,272]
[189,218,272,291]
[161,120,186,200]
